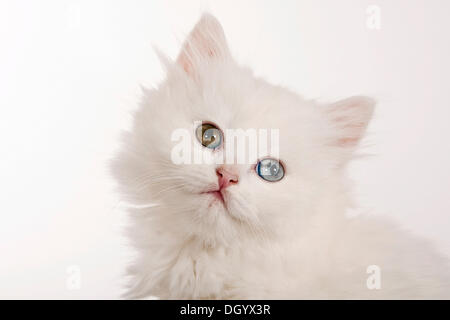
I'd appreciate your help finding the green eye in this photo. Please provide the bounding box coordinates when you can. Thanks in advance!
[256,158,285,182]
[195,123,223,149]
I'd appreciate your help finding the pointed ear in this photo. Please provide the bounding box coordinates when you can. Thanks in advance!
[176,13,230,75]
[327,96,375,148]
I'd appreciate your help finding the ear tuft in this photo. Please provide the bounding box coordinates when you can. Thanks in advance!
[327,96,375,147]
[177,13,230,75]
[152,45,173,71]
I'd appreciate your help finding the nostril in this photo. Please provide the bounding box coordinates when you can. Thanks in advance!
[216,166,239,189]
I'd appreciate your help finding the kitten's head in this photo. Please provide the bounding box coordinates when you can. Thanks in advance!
[112,14,374,246]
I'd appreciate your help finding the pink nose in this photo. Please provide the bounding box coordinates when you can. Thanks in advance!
[216,166,239,190]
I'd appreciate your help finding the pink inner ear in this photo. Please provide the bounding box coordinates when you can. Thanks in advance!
[331,114,366,146]
[328,96,375,148]
[176,13,229,75]
[337,127,366,147]
[177,45,194,74]
[177,32,221,74]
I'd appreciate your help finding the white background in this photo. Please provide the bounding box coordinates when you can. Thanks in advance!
[1,0,449,299]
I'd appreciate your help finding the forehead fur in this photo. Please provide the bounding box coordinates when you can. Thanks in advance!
[139,58,332,169]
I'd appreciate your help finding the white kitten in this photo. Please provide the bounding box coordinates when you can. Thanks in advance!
[112,14,450,299]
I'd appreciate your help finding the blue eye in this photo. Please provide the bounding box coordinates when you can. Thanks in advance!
[256,158,285,182]
[196,123,223,149]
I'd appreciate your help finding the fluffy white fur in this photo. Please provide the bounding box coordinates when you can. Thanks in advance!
[112,14,450,299]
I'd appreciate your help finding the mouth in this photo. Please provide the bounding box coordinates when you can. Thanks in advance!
[200,188,241,222]
[201,188,226,206]
[209,190,225,202]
